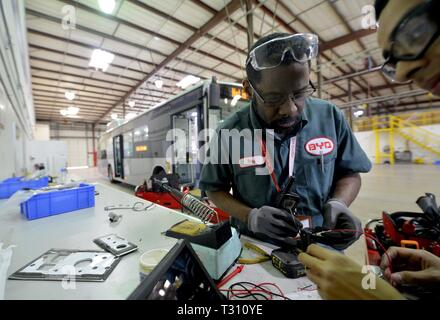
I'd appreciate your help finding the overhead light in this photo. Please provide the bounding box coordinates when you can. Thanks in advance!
[154,79,163,89]
[231,94,241,107]
[111,113,118,120]
[89,49,114,72]
[60,106,80,117]
[224,98,228,104]
[154,36,160,40]
[98,0,116,14]
[125,112,137,120]
[191,112,198,117]
[134,130,140,136]
[64,91,75,101]
[128,100,135,108]
[0,104,4,110]
[176,75,200,89]
[67,106,79,115]
[354,110,365,117]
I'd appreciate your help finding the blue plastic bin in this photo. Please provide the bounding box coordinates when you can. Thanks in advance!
[0,176,49,199]
[20,183,95,220]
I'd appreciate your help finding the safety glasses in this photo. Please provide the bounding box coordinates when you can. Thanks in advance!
[246,33,319,71]
[381,0,439,82]
[249,80,316,107]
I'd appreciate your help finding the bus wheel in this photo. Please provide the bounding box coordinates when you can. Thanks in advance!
[108,166,114,183]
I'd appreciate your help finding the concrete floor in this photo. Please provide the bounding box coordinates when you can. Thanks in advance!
[71,164,440,264]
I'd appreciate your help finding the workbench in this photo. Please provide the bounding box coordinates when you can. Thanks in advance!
[0,183,319,300]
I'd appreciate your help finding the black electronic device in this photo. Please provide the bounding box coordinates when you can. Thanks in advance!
[165,219,232,249]
[127,239,226,301]
[271,248,306,279]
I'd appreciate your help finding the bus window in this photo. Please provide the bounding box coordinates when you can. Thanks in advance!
[134,126,148,143]
[123,131,134,158]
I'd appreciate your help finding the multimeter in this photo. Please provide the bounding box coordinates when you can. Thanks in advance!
[271,248,306,279]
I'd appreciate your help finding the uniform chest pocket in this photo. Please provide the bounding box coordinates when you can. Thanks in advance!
[233,166,271,208]
[300,154,337,211]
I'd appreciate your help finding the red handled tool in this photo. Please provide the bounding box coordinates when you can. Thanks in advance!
[216,265,244,288]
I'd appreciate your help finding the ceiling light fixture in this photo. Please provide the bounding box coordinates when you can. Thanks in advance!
[125,112,137,120]
[354,109,365,118]
[98,0,116,14]
[60,106,80,117]
[64,91,75,101]
[176,75,200,89]
[89,49,114,72]
[154,79,163,89]
[128,100,135,108]
[111,113,118,120]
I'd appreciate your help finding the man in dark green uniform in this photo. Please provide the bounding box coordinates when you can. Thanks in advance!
[199,32,372,249]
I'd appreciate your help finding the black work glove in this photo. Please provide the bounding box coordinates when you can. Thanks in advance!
[320,199,362,250]
[247,206,303,246]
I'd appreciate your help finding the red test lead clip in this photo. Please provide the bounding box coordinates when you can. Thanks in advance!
[216,265,244,288]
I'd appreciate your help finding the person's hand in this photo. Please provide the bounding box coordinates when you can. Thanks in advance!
[321,198,362,250]
[247,206,303,245]
[298,244,405,300]
[380,247,440,287]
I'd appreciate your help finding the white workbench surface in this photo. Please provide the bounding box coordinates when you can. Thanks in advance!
[0,183,318,300]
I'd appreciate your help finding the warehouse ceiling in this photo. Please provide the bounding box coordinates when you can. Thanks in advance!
[26,0,438,125]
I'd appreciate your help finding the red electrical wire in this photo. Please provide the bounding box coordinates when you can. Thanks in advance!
[318,228,393,273]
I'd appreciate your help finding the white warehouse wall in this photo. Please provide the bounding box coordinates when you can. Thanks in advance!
[49,128,99,168]
[0,97,30,180]
[33,123,50,141]
[354,124,440,164]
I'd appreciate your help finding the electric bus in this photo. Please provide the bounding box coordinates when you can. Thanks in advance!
[97,77,249,187]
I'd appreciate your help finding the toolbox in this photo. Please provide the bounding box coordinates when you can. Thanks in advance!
[0,176,49,199]
[20,183,95,220]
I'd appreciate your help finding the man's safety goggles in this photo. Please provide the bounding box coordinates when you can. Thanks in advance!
[381,0,439,82]
[246,33,319,71]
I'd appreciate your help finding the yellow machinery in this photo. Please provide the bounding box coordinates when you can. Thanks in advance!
[372,114,440,165]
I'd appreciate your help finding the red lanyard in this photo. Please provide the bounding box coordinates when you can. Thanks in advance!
[259,136,297,193]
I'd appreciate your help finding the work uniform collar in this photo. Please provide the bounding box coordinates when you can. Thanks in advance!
[249,99,309,142]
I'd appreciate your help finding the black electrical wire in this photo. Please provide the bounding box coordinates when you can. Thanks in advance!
[227,282,292,300]
[227,282,268,300]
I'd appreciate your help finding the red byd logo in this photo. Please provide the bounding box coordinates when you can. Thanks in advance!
[304,136,335,156]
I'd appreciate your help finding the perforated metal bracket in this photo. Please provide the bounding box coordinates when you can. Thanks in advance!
[93,234,138,257]
[8,249,120,282]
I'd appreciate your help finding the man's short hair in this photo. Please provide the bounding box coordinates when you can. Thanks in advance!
[374,0,389,20]
[246,32,310,84]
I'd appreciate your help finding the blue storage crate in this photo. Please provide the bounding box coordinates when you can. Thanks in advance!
[0,176,49,199]
[20,183,95,220]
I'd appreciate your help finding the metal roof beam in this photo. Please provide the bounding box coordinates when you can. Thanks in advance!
[26,10,241,81]
[96,0,244,122]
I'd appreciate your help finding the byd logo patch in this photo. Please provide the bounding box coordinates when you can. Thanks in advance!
[304,136,335,156]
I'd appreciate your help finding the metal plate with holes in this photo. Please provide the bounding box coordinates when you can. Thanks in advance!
[93,234,138,257]
[8,249,120,282]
